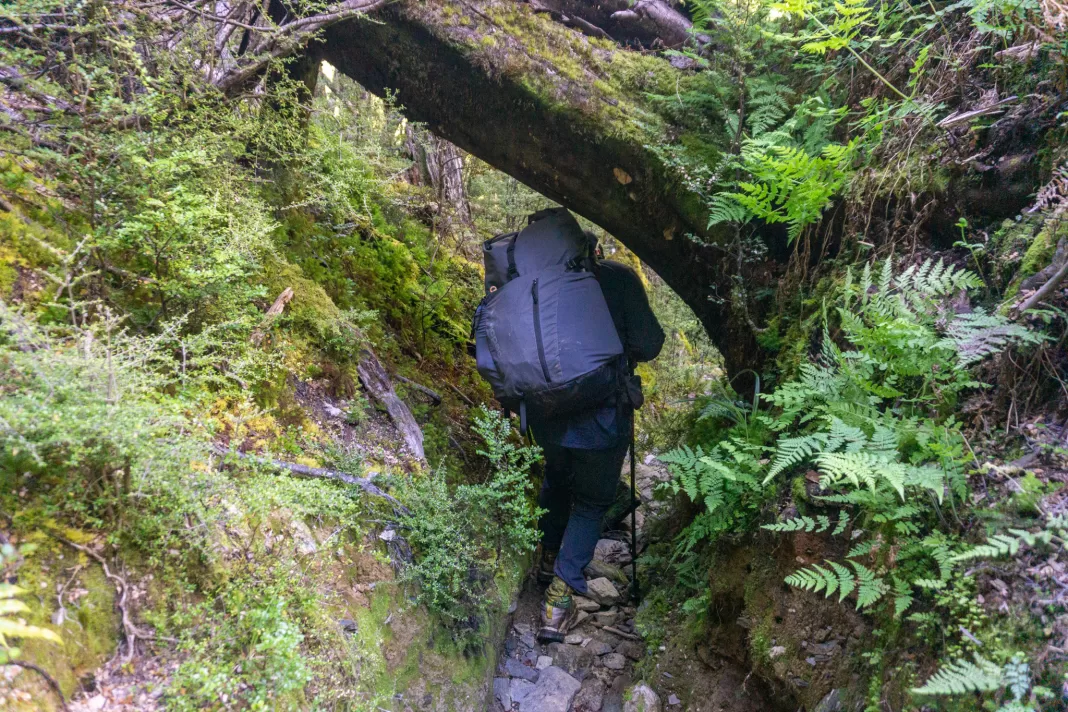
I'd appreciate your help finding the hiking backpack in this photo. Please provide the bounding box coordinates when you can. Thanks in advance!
[472,208,625,430]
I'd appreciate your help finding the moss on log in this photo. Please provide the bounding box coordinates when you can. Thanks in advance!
[315,0,767,377]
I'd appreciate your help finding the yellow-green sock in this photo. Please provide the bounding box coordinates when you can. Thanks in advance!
[546,576,572,608]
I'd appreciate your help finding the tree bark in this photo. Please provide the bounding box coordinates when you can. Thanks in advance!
[313,1,763,378]
[357,347,426,462]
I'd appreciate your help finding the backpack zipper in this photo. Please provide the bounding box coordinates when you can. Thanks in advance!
[531,279,551,383]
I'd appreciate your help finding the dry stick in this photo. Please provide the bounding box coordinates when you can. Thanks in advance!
[447,382,476,407]
[4,661,69,711]
[210,445,410,514]
[251,286,294,345]
[1018,257,1068,314]
[394,375,443,405]
[52,536,153,664]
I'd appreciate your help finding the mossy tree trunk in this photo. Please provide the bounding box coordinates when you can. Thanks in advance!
[312,0,768,379]
[308,0,1047,383]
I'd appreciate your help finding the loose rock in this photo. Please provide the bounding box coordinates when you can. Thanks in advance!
[565,633,586,645]
[494,678,511,708]
[548,641,595,675]
[594,538,632,565]
[586,577,624,605]
[536,655,553,670]
[511,679,536,704]
[574,677,607,712]
[585,639,613,656]
[518,666,582,712]
[593,609,622,627]
[504,657,539,682]
[574,595,601,612]
[616,641,643,660]
[622,684,662,712]
[602,652,627,670]
[585,561,629,585]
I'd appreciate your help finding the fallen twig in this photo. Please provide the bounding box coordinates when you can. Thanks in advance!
[2,661,69,711]
[937,96,1018,128]
[395,375,443,406]
[447,382,476,407]
[210,444,409,514]
[1017,256,1068,314]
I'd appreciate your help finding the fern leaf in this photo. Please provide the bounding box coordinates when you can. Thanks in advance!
[912,656,1004,696]
[851,561,888,609]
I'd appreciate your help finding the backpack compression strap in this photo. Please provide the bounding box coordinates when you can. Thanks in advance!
[506,235,519,281]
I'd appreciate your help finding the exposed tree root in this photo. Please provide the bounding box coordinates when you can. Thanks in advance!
[2,660,69,712]
[51,536,155,665]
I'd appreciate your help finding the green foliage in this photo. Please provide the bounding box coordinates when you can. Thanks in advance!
[785,560,889,608]
[0,544,62,664]
[667,258,1039,637]
[761,511,849,534]
[913,655,1006,695]
[952,515,1067,563]
[169,575,313,712]
[399,408,542,640]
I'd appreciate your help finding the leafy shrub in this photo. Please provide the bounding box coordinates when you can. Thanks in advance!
[400,407,541,639]
[664,259,1041,697]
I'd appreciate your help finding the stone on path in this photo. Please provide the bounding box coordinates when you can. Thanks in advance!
[574,595,601,612]
[518,666,582,712]
[622,684,662,712]
[584,639,612,656]
[602,674,631,712]
[504,657,539,682]
[616,641,644,660]
[493,678,511,708]
[511,679,536,704]
[548,641,595,675]
[602,652,627,670]
[585,560,629,585]
[536,655,553,670]
[574,677,607,712]
[565,632,586,644]
[586,577,624,605]
[667,693,681,706]
[594,538,632,565]
[593,609,622,627]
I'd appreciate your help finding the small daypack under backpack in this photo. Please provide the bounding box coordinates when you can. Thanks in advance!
[472,208,625,431]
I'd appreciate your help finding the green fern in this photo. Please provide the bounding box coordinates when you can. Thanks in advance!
[785,560,887,608]
[762,511,849,534]
[912,655,1005,695]
[953,517,1067,563]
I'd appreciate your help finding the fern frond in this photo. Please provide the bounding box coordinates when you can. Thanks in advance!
[852,561,888,609]
[912,656,1004,696]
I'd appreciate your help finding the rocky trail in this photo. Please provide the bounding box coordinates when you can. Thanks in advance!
[490,457,678,712]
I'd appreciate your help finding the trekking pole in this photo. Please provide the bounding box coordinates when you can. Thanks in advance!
[629,416,640,604]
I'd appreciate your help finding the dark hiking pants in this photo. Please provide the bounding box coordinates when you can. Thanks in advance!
[538,439,630,594]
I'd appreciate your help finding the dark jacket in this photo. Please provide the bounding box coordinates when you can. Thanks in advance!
[530,259,665,449]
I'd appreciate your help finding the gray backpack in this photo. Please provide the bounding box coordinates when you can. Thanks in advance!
[472,208,625,430]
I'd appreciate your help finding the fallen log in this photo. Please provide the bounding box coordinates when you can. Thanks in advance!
[210,444,409,513]
[357,347,426,462]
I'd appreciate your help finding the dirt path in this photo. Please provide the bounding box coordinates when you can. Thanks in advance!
[490,457,676,712]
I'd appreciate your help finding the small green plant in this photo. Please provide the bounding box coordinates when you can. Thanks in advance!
[399,407,543,640]
[914,653,1054,711]
[0,545,62,664]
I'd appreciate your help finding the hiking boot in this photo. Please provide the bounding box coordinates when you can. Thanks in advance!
[536,546,559,584]
[537,576,577,644]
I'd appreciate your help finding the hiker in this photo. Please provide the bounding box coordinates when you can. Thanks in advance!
[470,208,664,644]
[531,231,663,642]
